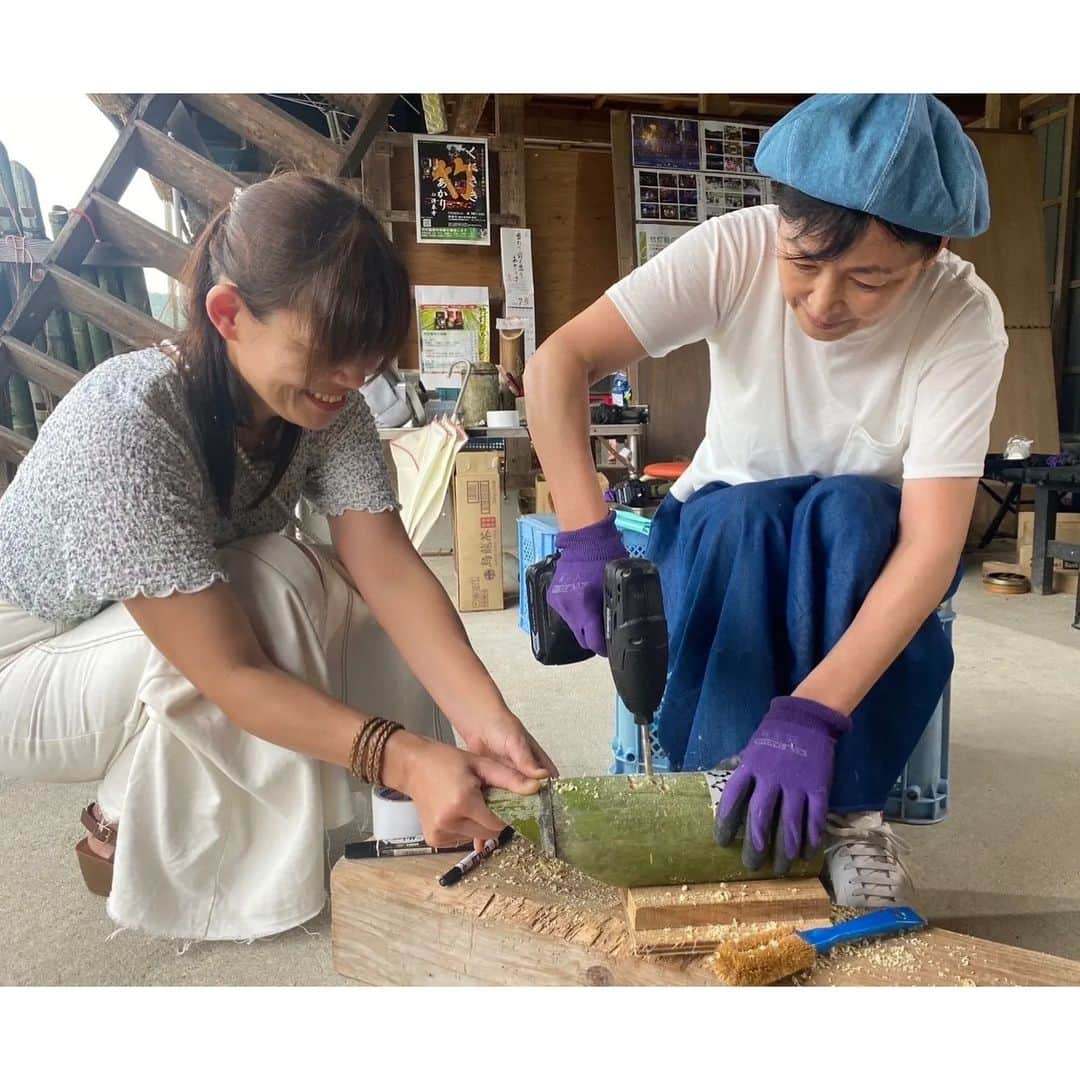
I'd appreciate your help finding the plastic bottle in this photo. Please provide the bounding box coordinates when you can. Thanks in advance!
[611,370,631,408]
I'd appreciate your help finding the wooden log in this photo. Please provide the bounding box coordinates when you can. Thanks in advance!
[485,774,823,888]
[88,193,190,280]
[182,94,340,174]
[133,120,244,211]
[329,843,1080,987]
[48,266,170,349]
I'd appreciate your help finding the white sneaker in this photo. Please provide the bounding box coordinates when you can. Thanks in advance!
[821,811,914,909]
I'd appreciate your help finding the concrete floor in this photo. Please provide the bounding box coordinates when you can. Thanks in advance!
[1,546,1078,984]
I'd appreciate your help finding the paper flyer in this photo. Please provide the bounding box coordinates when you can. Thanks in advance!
[635,168,701,224]
[631,114,701,170]
[415,285,490,387]
[414,136,491,245]
[700,120,767,175]
[499,227,537,359]
[636,223,694,265]
[702,173,771,219]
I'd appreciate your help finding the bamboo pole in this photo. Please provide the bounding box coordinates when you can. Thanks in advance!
[486,773,823,889]
[0,142,36,440]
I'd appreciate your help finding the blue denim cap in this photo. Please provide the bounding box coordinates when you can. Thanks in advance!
[754,94,990,238]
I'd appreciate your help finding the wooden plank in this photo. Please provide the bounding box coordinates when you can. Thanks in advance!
[525,145,619,345]
[497,95,526,227]
[381,208,519,227]
[48,266,170,348]
[626,877,831,932]
[133,120,244,210]
[609,110,635,282]
[0,335,80,397]
[0,419,34,464]
[88,193,190,279]
[1052,96,1080,403]
[953,131,1052,328]
[181,94,340,174]
[451,94,490,136]
[330,842,1080,986]
[337,94,396,177]
[322,94,372,119]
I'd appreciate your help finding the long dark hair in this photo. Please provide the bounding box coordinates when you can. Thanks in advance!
[175,172,411,516]
[772,183,942,262]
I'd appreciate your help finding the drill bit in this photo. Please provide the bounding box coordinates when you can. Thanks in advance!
[639,716,654,777]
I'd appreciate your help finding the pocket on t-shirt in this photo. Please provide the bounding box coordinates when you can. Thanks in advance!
[835,425,907,483]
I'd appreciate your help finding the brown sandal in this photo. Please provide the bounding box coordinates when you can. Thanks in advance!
[75,802,117,897]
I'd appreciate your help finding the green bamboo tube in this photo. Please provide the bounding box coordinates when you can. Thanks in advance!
[49,207,93,373]
[120,265,152,316]
[79,267,114,365]
[486,773,823,889]
[0,141,20,237]
[96,266,127,356]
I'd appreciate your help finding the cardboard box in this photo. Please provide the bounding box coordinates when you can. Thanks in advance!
[534,472,609,516]
[453,452,504,612]
[1016,511,1080,551]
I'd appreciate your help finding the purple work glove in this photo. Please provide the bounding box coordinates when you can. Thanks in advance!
[714,696,852,876]
[548,513,629,657]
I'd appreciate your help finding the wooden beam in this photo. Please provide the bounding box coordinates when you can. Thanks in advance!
[181,94,341,174]
[0,335,80,398]
[451,94,490,136]
[322,94,371,119]
[133,120,244,210]
[497,95,526,227]
[1052,95,1080,410]
[610,110,635,282]
[1020,94,1068,116]
[361,141,393,240]
[0,239,163,268]
[87,193,190,279]
[0,420,33,465]
[0,266,61,352]
[698,94,732,116]
[337,94,397,177]
[984,94,1023,131]
[379,208,520,227]
[48,266,170,348]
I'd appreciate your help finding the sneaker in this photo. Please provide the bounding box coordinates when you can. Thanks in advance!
[821,811,914,909]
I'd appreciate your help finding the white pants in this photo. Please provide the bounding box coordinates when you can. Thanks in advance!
[0,534,452,941]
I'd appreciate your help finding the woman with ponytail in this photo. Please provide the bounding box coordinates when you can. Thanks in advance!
[0,173,555,943]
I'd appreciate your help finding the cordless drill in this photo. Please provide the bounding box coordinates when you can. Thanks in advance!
[526,555,668,776]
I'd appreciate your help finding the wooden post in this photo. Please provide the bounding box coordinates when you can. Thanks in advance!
[609,109,637,391]
[984,94,1023,131]
[698,94,731,116]
[1051,95,1080,410]
[361,138,394,241]
[496,95,526,228]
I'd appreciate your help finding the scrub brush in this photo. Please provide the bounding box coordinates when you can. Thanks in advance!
[710,906,927,986]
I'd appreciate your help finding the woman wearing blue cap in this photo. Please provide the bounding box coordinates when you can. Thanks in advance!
[526,94,1007,907]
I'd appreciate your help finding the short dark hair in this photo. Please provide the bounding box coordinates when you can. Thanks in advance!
[772,183,943,262]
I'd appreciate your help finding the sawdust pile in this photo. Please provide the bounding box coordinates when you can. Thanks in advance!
[470,836,621,910]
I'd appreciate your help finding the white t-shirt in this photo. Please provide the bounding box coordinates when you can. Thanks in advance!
[607,205,1008,502]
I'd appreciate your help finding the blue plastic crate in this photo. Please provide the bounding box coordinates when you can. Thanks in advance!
[611,696,672,774]
[883,599,954,825]
[516,514,560,633]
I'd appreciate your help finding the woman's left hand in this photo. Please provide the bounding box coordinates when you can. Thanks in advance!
[463,710,560,783]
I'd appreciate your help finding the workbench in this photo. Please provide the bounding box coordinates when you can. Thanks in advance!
[329,841,1080,987]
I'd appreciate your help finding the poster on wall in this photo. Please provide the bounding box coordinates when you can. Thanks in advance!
[636,223,694,265]
[702,173,771,219]
[631,114,701,170]
[415,285,490,388]
[635,168,701,223]
[414,136,491,245]
[700,121,767,174]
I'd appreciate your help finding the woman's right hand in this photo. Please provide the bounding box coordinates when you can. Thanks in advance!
[383,731,543,848]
